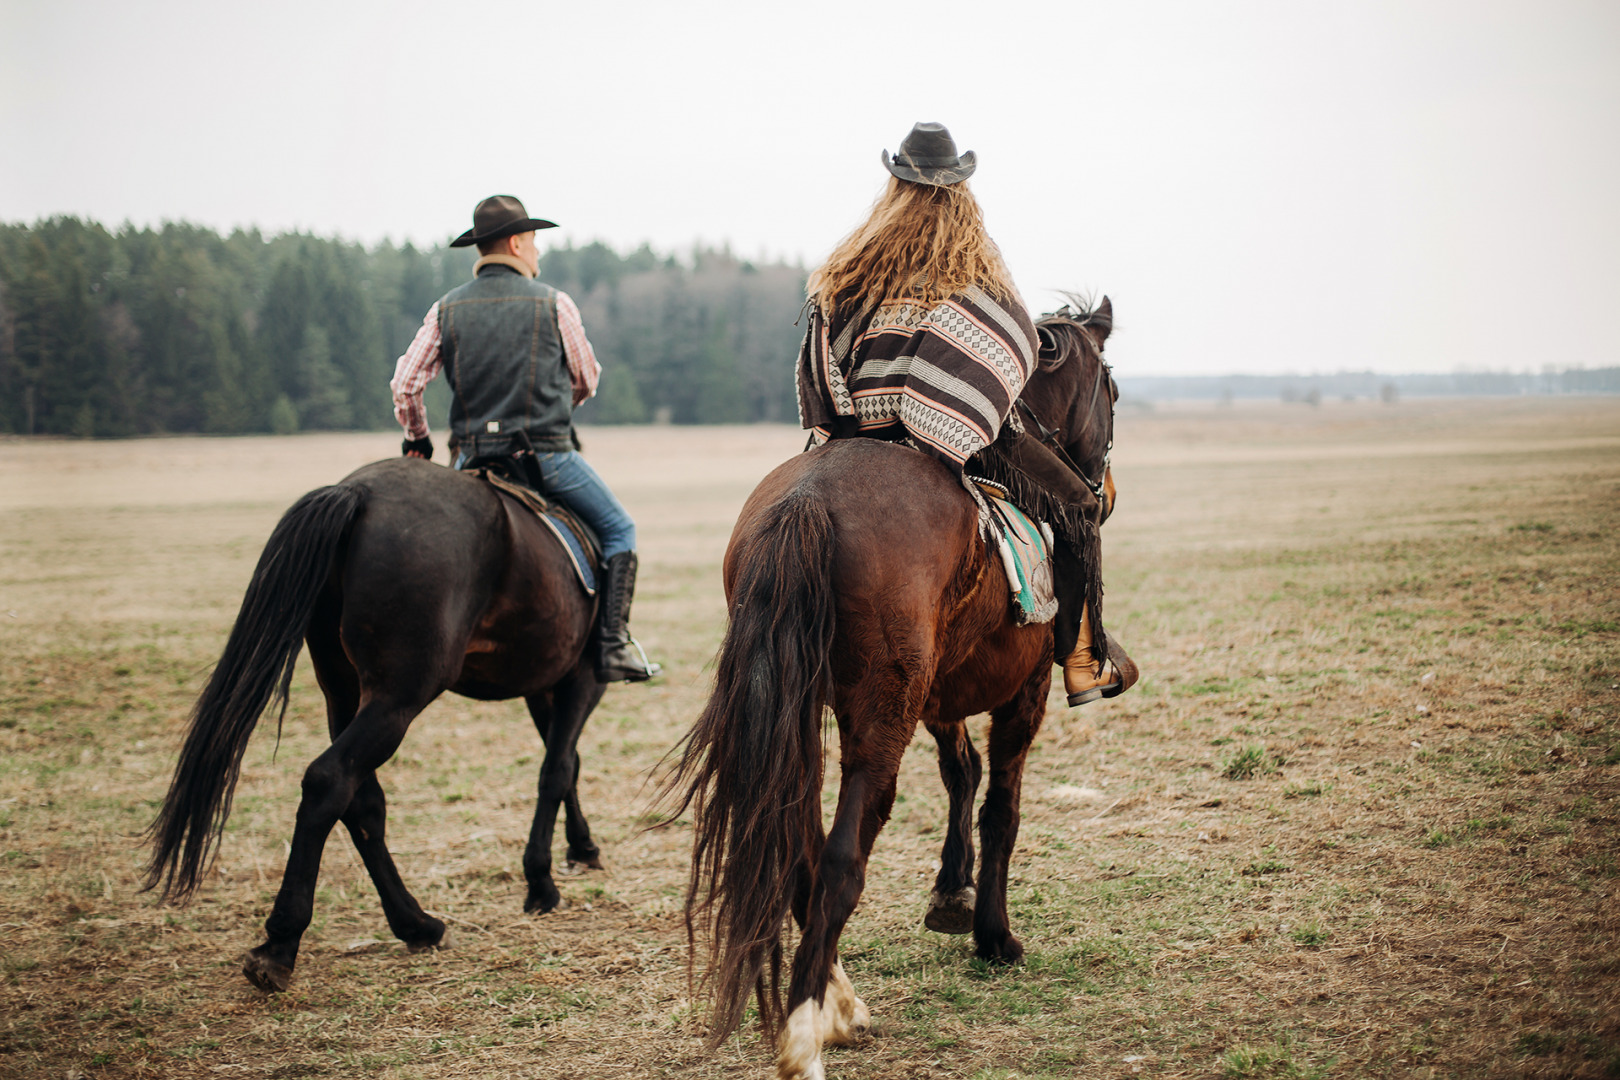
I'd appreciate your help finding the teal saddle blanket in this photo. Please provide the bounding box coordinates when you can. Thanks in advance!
[975,482,1059,626]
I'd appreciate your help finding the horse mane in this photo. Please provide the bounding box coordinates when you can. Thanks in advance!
[1034,292,1111,372]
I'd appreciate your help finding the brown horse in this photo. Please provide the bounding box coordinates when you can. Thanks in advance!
[667,298,1121,1078]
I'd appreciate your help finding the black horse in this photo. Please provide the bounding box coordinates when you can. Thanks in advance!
[145,459,609,992]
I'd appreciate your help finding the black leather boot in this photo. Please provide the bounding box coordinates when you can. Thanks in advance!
[594,551,661,683]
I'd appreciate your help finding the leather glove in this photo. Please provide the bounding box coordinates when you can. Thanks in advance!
[402,436,433,460]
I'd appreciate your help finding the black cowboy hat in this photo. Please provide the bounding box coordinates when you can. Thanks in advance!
[882,122,977,186]
[450,194,558,248]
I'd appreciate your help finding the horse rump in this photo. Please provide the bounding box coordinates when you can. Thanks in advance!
[660,489,837,1045]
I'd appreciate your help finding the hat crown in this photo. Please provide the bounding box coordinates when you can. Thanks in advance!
[896,123,961,167]
[473,195,529,234]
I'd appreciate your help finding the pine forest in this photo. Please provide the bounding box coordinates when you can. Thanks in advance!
[0,218,809,438]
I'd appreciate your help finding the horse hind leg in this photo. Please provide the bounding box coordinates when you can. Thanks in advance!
[311,627,446,950]
[242,690,430,993]
[340,773,448,952]
[779,716,913,1080]
[779,779,880,1078]
[922,715,980,935]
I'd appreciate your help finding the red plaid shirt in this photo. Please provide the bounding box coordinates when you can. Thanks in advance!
[389,289,602,440]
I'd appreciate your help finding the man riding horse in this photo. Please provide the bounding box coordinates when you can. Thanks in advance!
[389,195,660,683]
[796,123,1132,704]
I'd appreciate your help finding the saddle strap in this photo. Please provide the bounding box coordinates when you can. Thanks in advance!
[473,469,605,571]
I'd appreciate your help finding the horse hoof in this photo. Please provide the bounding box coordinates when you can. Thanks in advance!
[975,933,1025,965]
[241,951,293,993]
[560,855,603,875]
[823,961,871,1047]
[924,888,976,935]
[525,893,568,915]
[406,930,453,954]
[565,851,604,871]
[850,995,871,1038]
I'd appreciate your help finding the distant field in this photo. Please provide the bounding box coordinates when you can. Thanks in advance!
[1,398,1617,1079]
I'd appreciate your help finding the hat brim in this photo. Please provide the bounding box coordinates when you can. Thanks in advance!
[450,217,559,248]
[882,148,976,187]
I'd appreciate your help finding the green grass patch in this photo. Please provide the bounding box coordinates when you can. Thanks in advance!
[1290,922,1329,947]
[1222,745,1277,780]
[1222,1034,1335,1078]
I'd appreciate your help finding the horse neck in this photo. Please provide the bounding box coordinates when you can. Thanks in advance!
[1065,353,1112,468]
[1025,347,1111,476]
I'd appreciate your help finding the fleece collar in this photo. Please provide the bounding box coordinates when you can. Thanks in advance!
[473,253,536,278]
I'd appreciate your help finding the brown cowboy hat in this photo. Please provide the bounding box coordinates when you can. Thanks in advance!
[881,122,977,186]
[450,195,558,248]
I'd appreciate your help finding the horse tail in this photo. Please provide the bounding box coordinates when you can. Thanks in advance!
[143,482,367,902]
[663,489,836,1046]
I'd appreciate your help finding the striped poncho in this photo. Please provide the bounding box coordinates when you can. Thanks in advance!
[795,285,1039,469]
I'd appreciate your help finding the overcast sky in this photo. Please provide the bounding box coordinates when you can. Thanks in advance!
[2,0,1616,376]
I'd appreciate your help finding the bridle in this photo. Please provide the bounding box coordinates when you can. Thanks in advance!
[1017,321,1115,503]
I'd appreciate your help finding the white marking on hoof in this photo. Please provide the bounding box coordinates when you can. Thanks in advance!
[851,993,871,1038]
[822,960,870,1046]
[776,999,825,1080]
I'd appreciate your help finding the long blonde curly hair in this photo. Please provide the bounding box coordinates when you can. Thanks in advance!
[806,176,1020,317]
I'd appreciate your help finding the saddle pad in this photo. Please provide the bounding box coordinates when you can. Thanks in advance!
[476,470,600,596]
[975,482,1058,626]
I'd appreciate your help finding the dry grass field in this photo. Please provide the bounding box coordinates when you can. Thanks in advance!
[1,397,1617,1080]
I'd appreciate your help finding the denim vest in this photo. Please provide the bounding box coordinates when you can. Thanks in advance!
[437,264,575,456]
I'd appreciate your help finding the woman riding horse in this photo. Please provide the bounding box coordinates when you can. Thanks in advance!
[796,121,1129,703]
[669,124,1138,1080]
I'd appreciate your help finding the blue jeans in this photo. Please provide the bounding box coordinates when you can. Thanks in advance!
[534,450,636,559]
[459,448,637,559]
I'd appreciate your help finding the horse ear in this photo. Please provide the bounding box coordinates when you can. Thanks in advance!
[1092,296,1113,343]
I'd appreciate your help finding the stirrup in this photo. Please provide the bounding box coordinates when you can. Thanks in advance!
[1063,637,1138,707]
[1066,670,1122,707]
[596,638,661,683]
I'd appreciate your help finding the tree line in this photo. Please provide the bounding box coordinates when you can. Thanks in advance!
[1117,367,1620,403]
[0,218,808,437]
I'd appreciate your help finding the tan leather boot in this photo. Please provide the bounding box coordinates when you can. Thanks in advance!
[1062,604,1138,706]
